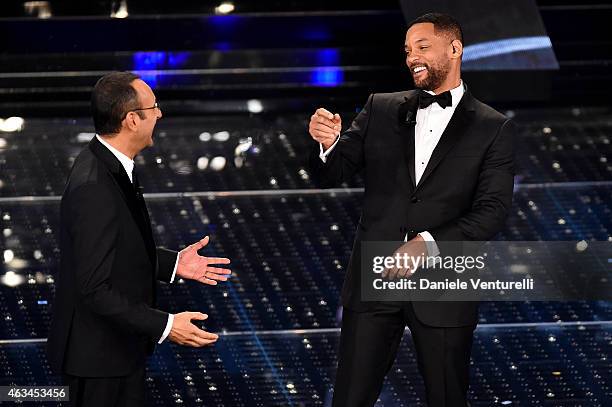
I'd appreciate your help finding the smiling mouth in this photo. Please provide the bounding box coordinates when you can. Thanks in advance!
[412,66,427,77]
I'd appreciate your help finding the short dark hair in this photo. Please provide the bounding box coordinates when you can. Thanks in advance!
[407,12,464,45]
[91,71,143,135]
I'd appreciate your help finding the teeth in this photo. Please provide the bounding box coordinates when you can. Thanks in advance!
[413,66,426,73]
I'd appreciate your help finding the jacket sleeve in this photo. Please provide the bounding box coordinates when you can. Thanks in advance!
[308,94,373,187]
[429,118,516,241]
[156,247,178,283]
[67,183,168,339]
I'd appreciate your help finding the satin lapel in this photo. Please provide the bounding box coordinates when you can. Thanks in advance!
[89,137,156,265]
[415,90,476,190]
[133,177,157,265]
[398,92,419,189]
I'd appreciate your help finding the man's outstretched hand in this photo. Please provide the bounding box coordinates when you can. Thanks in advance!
[168,312,218,347]
[176,236,231,285]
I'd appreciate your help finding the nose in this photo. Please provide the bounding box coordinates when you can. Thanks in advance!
[157,107,163,119]
[408,54,420,66]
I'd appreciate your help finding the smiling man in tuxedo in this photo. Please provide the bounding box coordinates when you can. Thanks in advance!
[47,72,232,407]
[308,13,515,407]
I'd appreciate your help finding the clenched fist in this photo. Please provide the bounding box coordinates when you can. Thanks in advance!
[309,108,342,150]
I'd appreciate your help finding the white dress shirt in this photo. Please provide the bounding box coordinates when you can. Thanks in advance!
[414,81,465,185]
[96,135,135,182]
[318,81,465,256]
[96,135,177,344]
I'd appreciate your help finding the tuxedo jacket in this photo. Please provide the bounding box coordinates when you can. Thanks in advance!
[309,87,515,327]
[47,137,178,377]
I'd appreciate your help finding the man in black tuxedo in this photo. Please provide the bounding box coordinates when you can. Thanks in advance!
[308,13,515,407]
[47,72,232,407]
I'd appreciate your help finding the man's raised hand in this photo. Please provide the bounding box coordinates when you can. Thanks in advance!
[309,108,342,150]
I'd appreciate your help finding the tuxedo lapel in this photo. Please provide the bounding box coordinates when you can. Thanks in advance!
[132,171,157,265]
[415,90,476,190]
[398,92,419,189]
[89,137,156,265]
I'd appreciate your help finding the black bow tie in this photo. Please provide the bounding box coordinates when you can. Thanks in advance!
[418,90,452,109]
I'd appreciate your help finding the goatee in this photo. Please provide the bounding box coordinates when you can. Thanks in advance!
[412,63,449,92]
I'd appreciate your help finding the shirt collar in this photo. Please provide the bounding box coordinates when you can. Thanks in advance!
[95,135,135,183]
[424,79,465,109]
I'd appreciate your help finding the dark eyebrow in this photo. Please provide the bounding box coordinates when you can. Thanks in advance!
[405,38,430,48]
[405,39,431,49]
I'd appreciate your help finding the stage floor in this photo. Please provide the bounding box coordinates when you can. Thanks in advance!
[0,110,611,405]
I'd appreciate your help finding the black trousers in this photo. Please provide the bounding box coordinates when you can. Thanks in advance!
[332,302,476,407]
[62,364,146,407]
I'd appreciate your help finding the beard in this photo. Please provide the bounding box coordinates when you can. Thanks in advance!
[411,60,450,91]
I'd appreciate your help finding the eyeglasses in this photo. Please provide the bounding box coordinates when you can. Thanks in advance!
[124,102,160,119]
[133,101,160,113]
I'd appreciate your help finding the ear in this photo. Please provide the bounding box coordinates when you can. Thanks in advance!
[450,39,463,59]
[123,111,139,131]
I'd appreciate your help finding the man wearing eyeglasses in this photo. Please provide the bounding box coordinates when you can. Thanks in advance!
[47,72,231,407]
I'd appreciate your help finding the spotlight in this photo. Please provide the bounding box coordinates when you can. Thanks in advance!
[215,2,235,14]
[1,271,25,287]
[212,131,230,142]
[0,117,25,132]
[3,249,14,263]
[197,157,209,170]
[247,99,263,114]
[234,137,253,157]
[24,1,52,19]
[576,240,588,252]
[111,0,129,19]
[210,156,226,171]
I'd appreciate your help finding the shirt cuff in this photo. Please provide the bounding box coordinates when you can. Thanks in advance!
[418,231,440,257]
[158,314,174,344]
[169,253,179,283]
[318,136,340,163]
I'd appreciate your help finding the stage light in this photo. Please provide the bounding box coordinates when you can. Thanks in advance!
[111,0,129,19]
[3,250,14,263]
[234,137,252,157]
[197,156,209,170]
[23,1,51,19]
[247,99,263,114]
[1,271,24,287]
[215,2,235,15]
[311,67,344,87]
[210,156,226,171]
[576,240,588,252]
[0,117,25,132]
[212,131,230,142]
